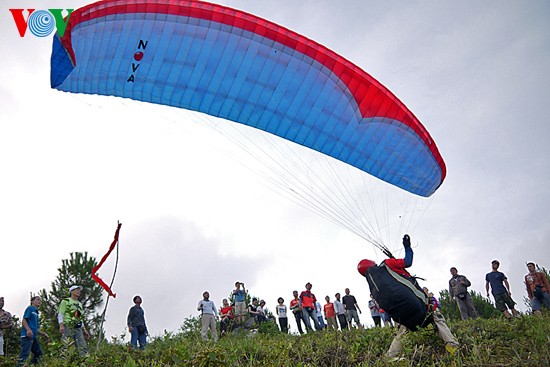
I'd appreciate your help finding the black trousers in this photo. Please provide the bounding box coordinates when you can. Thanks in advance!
[293,312,305,334]
[337,313,348,330]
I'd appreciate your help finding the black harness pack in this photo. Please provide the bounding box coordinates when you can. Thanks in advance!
[366,263,432,331]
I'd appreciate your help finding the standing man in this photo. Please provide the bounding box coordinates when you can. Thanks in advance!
[0,297,14,357]
[333,293,348,330]
[524,262,550,316]
[58,285,89,355]
[198,291,218,342]
[17,296,49,367]
[342,288,363,329]
[485,260,519,319]
[232,282,247,326]
[449,267,478,320]
[289,291,305,334]
[127,295,148,350]
[299,283,321,331]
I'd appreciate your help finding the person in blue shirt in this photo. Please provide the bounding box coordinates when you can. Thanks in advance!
[232,282,247,326]
[127,295,148,350]
[17,296,49,367]
[485,260,519,319]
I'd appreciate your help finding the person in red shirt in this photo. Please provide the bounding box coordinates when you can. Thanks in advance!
[384,235,413,276]
[219,298,233,336]
[289,291,305,334]
[323,296,338,330]
[525,262,550,316]
[300,283,321,331]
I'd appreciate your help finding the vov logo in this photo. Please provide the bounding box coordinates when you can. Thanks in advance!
[9,9,73,37]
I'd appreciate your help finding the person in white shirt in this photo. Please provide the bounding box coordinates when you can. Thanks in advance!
[275,297,288,333]
[314,301,326,329]
[333,293,348,330]
[257,300,268,324]
[197,291,218,342]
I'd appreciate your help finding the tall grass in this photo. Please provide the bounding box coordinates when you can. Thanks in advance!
[2,313,548,366]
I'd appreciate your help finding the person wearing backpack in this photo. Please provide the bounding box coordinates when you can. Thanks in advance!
[525,262,550,316]
[358,235,459,360]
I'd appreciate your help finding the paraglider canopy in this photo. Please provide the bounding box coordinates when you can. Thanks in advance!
[50,0,446,251]
[51,0,446,198]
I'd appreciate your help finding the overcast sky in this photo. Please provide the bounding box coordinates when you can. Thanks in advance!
[1,0,549,340]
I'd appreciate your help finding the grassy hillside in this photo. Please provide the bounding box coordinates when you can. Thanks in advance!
[2,314,549,366]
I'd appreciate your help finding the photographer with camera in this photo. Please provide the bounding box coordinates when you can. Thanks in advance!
[58,285,89,355]
[232,281,247,326]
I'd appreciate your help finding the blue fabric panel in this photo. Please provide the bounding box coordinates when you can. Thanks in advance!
[51,13,442,197]
[50,35,74,88]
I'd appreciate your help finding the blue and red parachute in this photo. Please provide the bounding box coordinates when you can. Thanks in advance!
[51,0,445,197]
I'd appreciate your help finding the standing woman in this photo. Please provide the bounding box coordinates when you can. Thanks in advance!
[17,296,49,366]
[127,295,148,350]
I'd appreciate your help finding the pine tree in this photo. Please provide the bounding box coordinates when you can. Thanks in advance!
[38,252,104,341]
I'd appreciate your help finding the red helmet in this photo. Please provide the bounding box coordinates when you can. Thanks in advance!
[357,259,376,276]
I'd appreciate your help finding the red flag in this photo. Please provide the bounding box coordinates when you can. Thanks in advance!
[92,223,121,298]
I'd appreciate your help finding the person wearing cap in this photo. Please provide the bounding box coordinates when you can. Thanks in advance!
[17,296,49,367]
[357,234,459,359]
[449,267,478,320]
[524,262,550,316]
[198,291,218,342]
[58,285,89,355]
[485,260,519,319]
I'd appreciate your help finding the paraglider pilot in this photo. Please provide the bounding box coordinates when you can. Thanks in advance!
[357,235,459,359]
